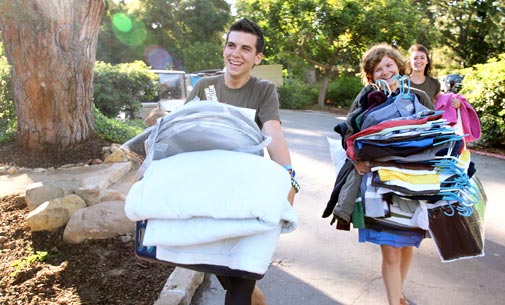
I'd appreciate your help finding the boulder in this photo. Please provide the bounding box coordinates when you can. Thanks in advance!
[144,108,168,127]
[52,179,82,193]
[100,189,126,202]
[74,187,102,206]
[110,143,123,153]
[25,182,65,211]
[75,187,127,207]
[25,180,82,211]
[63,201,135,244]
[104,150,130,163]
[26,194,87,231]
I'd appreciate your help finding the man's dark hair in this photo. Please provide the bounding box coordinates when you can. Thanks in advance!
[226,18,265,54]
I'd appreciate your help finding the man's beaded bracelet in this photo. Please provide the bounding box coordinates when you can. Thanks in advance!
[291,177,300,193]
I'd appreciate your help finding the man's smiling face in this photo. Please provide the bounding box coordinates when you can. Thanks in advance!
[223,31,263,78]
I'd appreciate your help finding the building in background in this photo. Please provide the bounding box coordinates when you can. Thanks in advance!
[251,64,283,87]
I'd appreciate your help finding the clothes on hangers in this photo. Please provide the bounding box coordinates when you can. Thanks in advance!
[325,76,485,261]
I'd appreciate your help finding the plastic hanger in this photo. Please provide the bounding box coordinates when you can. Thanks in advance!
[372,79,392,96]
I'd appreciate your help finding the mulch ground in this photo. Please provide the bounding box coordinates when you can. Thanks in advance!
[0,137,174,305]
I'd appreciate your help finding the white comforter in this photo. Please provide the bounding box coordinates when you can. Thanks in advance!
[125,149,298,274]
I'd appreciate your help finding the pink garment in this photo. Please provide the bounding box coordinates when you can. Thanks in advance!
[435,93,481,142]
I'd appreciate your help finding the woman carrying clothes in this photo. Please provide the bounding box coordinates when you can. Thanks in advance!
[349,43,433,305]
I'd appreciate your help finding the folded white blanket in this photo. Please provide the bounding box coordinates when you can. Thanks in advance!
[125,149,298,245]
[125,150,298,274]
[144,217,282,247]
[155,225,283,274]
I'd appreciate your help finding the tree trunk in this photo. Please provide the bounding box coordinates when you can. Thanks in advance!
[0,0,105,150]
[318,72,330,107]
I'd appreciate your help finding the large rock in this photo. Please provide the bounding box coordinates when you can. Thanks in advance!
[25,182,65,211]
[100,189,126,202]
[63,201,135,244]
[74,187,102,206]
[104,150,130,163]
[75,187,126,207]
[0,166,18,175]
[79,162,133,189]
[52,179,83,193]
[26,194,87,231]
[25,180,82,211]
[144,108,168,127]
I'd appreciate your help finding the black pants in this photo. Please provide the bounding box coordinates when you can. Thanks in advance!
[217,275,256,305]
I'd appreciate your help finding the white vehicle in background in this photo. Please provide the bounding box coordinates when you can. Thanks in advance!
[137,70,189,119]
[137,69,225,119]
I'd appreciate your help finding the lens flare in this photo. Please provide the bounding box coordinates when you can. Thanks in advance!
[112,13,132,32]
[144,45,173,69]
[111,13,147,46]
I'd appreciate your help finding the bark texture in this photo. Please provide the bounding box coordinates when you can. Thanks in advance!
[0,0,105,150]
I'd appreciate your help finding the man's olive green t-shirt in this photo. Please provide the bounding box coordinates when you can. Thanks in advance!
[186,75,280,129]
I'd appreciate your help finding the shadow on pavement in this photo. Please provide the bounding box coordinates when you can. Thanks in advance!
[480,238,505,272]
[191,265,344,305]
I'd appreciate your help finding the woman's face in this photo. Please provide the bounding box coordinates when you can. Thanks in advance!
[372,55,399,90]
[410,50,428,73]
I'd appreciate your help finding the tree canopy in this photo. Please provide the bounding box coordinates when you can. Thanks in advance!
[235,0,430,105]
[423,0,505,67]
[97,0,231,72]
[97,0,504,73]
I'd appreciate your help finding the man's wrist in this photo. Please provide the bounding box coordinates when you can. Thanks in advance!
[282,165,299,193]
[282,164,296,178]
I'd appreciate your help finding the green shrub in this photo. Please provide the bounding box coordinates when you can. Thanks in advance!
[0,53,15,143]
[326,76,362,108]
[94,106,145,144]
[278,79,319,109]
[278,76,362,110]
[460,55,505,147]
[93,61,159,119]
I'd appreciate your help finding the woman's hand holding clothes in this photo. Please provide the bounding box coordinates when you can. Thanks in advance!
[451,97,462,108]
[354,160,372,176]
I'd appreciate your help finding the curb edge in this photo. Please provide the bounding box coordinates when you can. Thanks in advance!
[154,267,205,305]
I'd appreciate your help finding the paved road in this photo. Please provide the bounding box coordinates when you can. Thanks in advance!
[192,109,505,305]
